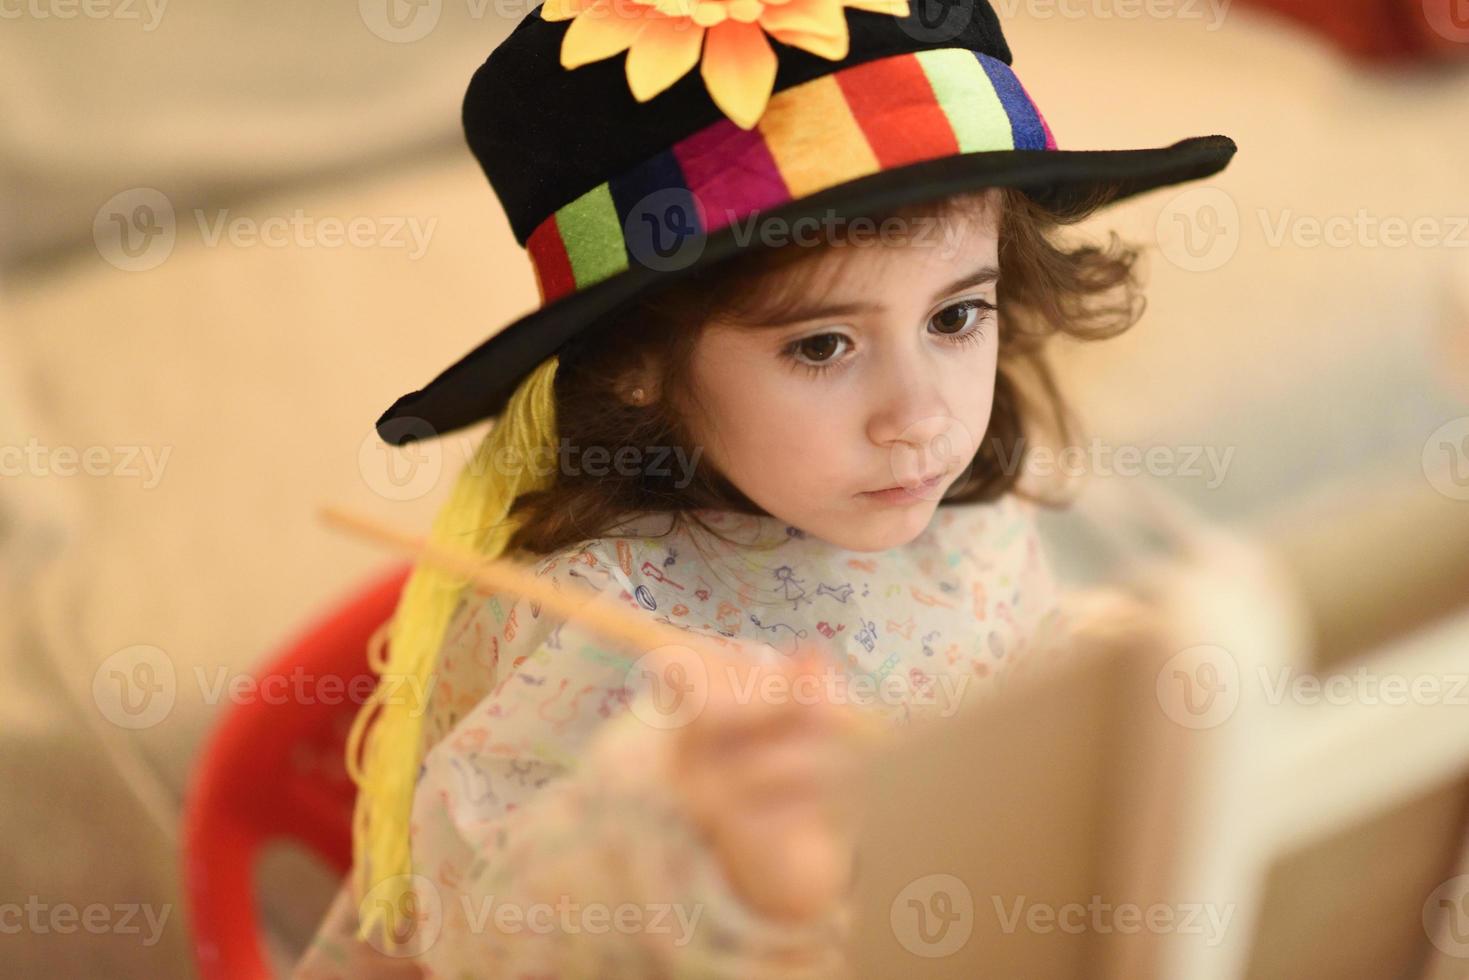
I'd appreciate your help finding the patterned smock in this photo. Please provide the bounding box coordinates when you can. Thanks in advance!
[294,493,1072,979]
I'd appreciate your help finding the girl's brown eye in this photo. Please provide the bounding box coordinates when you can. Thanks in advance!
[798,334,842,362]
[931,302,975,334]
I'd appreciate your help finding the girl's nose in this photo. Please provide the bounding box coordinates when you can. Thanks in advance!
[865,359,964,461]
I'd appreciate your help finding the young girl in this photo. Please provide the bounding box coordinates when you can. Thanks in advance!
[295,0,1235,974]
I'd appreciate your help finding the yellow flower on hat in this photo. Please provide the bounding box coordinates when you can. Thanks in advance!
[541,0,909,130]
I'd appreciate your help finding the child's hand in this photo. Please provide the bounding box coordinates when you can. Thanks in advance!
[663,640,867,924]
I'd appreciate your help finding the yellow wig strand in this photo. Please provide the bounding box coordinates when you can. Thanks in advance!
[345,355,561,947]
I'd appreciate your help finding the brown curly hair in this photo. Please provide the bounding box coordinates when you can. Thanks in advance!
[505,183,1146,556]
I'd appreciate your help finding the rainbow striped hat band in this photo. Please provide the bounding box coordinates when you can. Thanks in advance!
[528,47,1053,305]
[375,0,1235,444]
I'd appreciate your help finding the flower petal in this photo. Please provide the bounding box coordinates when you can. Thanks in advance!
[700,20,777,130]
[726,0,764,21]
[626,18,706,101]
[758,0,846,40]
[842,0,908,13]
[561,0,653,68]
[691,1,727,26]
[766,25,847,58]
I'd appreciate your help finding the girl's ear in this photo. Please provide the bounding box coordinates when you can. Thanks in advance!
[616,352,661,407]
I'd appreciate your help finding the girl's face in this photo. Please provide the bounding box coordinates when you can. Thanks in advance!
[681,192,1003,552]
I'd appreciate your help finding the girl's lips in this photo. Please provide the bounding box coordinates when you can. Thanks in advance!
[859,474,944,504]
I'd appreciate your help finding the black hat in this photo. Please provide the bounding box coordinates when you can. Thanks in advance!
[375,0,1236,444]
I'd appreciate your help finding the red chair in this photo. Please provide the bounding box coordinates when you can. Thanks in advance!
[183,564,410,980]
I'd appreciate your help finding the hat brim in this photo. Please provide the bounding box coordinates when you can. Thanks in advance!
[377,134,1236,445]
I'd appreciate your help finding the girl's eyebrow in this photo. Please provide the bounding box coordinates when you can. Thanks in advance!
[759,264,1000,327]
